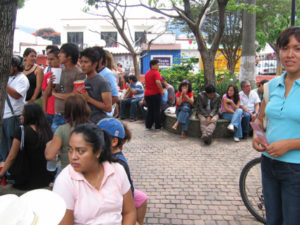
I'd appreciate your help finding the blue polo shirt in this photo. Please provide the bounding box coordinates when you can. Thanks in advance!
[98,67,118,97]
[263,73,300,163]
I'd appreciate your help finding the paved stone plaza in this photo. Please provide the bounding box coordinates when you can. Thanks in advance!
[123,120,263,225]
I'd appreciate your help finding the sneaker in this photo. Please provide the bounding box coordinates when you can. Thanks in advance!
[204,135,212,145]
[233,137,240,142]
[227,124,234,132]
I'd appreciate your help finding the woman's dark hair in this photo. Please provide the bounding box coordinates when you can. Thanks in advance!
[128,75,137,83]
[105,50,116,70]
[23,103,53,143]
[226,84,239,104]
[276,26,300,49]
[120,121,132,147]
[80,48,100,64]
[11,55,24,72]
[60,43,79,65]
[64,94,91,127]
[178,79,192,93]
[72,124,117,163]
[23,48,37,57]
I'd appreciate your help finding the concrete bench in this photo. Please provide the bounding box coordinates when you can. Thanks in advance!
[163,111,232,138]
[0,184,51,196]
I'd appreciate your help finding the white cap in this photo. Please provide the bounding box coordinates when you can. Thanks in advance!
[0,189,66,225]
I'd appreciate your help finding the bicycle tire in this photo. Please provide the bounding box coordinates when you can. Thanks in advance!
[239,157,266,224]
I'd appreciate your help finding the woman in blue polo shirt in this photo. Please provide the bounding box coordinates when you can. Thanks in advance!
[253,26,300,225]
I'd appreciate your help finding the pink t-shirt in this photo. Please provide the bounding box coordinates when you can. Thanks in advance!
[221,94,239,113]
[53,162,130,225]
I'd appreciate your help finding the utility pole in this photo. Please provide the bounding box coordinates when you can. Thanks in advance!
[239,0,256,87]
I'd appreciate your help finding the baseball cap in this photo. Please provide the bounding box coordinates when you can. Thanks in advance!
[0,189,66,225]
[98,118,125,139]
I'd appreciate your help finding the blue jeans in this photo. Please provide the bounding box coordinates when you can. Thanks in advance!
[51,114,66,133]
[0,116,20,161]
[176,105,192,131]
[45,114,54,127]
[222,109,243,138]
[261,155,300,225]
[120,97,142,119]
[241,111,251,136]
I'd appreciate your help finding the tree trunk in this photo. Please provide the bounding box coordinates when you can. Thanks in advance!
[227,57,239,75]
[239,0,256,87]
[0,0,18,134]
[132,53,140,80]
[227,60,235,75]
[201,50,216,86]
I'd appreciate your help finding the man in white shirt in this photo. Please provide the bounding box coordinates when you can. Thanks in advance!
[239,80,261,139]
[0,56,29,162]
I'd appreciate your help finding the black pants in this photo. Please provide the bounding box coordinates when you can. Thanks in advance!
[145,94,161,129]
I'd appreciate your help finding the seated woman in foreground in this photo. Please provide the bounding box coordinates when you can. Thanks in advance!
[0,103,54,190]
[172,79,194,138]
[53,123,136,225]
[221,84,243,142]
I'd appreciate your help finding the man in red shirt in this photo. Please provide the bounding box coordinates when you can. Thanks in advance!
[42,48,60,126]
[144,59,164,130]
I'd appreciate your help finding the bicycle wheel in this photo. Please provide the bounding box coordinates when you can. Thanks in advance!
[239,157,266,224]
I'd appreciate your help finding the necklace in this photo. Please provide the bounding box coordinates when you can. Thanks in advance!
[24,64,34,72]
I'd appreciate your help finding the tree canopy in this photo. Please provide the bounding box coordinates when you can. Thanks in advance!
[32,27,61,45]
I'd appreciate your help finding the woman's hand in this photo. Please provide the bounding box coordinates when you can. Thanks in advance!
[182,87,188,94]
[252,133,267,152]
[265,140,290,158]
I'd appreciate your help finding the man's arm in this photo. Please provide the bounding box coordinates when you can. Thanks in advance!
[196,93,208,117]
[155,80,164,94]
[85,91,112,112]
[52,91,75,100]
[240,105,252,115]
[210,95,221,117]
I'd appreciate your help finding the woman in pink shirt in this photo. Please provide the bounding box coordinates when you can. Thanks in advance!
[221,84,243,142]
[53,123,136,225]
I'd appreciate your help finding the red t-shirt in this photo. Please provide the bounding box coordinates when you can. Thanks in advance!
[175,91,194,108]
[42,72,55,115]
[144,69,162,96]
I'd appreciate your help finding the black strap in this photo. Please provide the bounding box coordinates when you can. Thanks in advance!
[6,94,15,116]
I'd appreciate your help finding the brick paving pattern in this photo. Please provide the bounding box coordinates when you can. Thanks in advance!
[123,120,262,225]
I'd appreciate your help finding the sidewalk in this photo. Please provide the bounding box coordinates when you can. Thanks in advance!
[123,120,262,225]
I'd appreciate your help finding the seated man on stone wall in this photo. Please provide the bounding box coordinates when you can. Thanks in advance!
[239,80,261,139]
[119,75,144,121]
[196,84,221,145]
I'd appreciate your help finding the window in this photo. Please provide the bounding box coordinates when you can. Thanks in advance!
[67,32,84,50]
[135,32,146,47]
[101,32,118,47]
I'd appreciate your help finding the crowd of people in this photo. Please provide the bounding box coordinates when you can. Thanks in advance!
[0,26,299,225]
